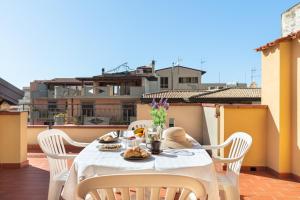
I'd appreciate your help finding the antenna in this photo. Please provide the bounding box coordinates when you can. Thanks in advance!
[251,67,256,83]
[218,72,221,83]
[175,57,183,66]
[200,58,206,70]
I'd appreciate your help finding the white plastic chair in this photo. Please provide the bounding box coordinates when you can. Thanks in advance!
[76,174,207,200]
[128,120,153,131]
[201,132,252,200]
[37,129,89,200]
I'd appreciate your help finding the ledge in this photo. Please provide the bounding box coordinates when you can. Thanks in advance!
[27,124,129,129]
[0,111,24,115]
[220,104,268,109]
[0,160,29,169]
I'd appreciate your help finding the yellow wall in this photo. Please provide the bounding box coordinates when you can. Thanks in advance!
[0,112,28,164]
[291,39,300,176]
[27,125,127,144]
[137,103,203,142]
[261,42,293,173]
[261,45,281,171]
[219,105,268,167]
[278,42,292,173]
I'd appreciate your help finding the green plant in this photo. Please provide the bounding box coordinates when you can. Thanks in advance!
[150,98,169,128]
[54,113,65,118]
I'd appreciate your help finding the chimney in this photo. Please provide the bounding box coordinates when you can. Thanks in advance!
[102,68,105,75]
[151,60,155,74]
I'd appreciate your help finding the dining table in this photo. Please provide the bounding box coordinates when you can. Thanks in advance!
[61,131,220,200]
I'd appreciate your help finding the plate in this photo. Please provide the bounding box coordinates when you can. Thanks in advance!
[120,152,151,161]
[99,144,122,152]
[97,138,119,143]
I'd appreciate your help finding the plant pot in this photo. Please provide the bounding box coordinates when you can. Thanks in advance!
[54,116,65,125]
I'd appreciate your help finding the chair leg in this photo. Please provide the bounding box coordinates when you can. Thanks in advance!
[48,180,64,200]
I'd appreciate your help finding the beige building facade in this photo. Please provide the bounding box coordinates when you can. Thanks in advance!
[155,65,205,91]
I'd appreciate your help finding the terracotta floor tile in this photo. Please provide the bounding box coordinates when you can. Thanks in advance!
[0,153,300,200]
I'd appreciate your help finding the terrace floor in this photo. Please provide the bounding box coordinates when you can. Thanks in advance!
[0,153,300,200]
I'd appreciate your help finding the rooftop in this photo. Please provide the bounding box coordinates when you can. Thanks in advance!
[155,65,206,75]
[141,90,208,103]
[192,88,261,99]
[256,30,300,51]
[141,88,261,103]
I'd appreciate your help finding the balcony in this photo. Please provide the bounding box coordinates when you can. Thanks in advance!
[1,102,300,200]
[47,86,145,98]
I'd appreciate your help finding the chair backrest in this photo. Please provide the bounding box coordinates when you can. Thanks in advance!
[226,132,252,174]
[76,174,207,200]
[128,120,153,131]
[37,129,70,178]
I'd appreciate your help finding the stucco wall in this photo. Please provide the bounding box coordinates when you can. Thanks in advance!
[291,39,300,176]
[156,66,202,90]
[202,106,219,156]
[261,42,293,173]
[136,103,203,142]
[0,112,28,164]
[219,105,268,167]
[261,45,281,172]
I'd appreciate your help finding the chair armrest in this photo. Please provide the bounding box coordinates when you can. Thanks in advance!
[212,155,243,163]
[201,139,233,150]
[47,153,77,160]
[70,141,90,148]
[201,145,224,150]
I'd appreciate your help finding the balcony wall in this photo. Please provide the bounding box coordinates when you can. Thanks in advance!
[136,103,203,142]
[27,125,128,145]
[201,105,219,156]
[24,103,289,173]
[219,104,268,168]
[0,111,28,168]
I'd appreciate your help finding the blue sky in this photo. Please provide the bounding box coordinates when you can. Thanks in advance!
[0,0,299,88]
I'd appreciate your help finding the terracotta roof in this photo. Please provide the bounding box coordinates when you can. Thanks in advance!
[192,88,261,99]
[141,90,207,101]
[256,31,300,51]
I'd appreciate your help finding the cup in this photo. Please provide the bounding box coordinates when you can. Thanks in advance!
[151,140,161,154]
[116,130,121,137]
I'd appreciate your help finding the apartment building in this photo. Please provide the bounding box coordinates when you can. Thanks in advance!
[26,61,208,125]
[156,65,205,90]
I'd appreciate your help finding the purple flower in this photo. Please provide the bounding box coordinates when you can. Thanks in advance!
[158,98,164,106]
[150,98,169,110]
[151,98,159,109]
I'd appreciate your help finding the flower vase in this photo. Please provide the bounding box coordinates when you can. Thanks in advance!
[155,125,165,140]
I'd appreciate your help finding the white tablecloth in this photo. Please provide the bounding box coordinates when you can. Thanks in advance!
[62,137,220,200]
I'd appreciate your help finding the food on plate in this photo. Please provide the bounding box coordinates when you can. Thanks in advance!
[99,144,122,151]
[123,146,150,159]
[99,134,116,142]
[134,128,145,137]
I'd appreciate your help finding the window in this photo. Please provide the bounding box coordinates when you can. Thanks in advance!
[160,77,168,89]
[179,77,198,84]
[122,104,136,123]
[48,101,57,111]
[81,103,94,117]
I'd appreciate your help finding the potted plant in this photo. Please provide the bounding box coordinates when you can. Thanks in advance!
[150,98,169,140]
[54,113,66,125]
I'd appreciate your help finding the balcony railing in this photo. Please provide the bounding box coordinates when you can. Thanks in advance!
[47,86,145,98]
[27,103,136,126]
